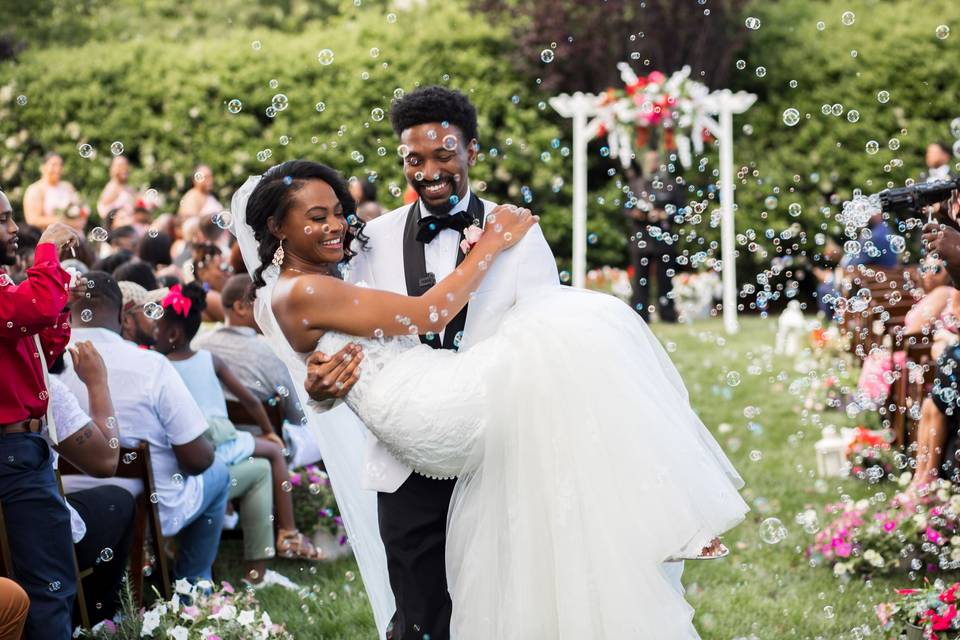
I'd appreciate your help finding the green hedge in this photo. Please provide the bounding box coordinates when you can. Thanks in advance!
[0,1,636,269]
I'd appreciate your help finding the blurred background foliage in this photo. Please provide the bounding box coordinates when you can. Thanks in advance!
[1,0,960,282]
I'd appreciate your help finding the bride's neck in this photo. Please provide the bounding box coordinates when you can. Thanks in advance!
[282,252,339,278]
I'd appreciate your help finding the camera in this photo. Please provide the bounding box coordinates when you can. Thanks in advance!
[877,178,960,215]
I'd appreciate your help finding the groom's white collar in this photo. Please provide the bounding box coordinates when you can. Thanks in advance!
[419,186,473,218]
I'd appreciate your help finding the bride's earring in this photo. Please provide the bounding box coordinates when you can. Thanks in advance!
[272,240,285,268]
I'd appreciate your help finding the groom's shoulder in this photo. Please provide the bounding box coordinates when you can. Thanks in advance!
[363,202,413,238]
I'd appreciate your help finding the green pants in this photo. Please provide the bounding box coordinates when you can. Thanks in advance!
[227,458,274,561]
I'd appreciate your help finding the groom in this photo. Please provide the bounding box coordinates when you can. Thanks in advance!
[305,86,559,639]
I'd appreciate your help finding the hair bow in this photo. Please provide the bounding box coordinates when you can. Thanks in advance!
[161,284,192,317]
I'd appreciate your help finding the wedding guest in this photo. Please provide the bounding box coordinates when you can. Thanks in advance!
[349,176,383,221]
[0,579,29,640]
[624,150,681,322]
[46,343,135,625]
[23,152,83,231]
[108,225,139,254]
[97,155,138,229]
[154,283,322,584]
[9,223,40,283]
[924,141,954,183]
[194,274,306,428]
[0,190,80,639]
[117,281,163,347]
[229,242,247,275]
[113,259,158,291]
[191,243,230,322]
[91,249,133,275]
[139,230,174,268]
[178,165,221,218]
[59,271,231,582]
[173,216,202,266]
[132,198,155,232]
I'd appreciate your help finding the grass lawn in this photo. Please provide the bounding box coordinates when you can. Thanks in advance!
[213,315,927,639]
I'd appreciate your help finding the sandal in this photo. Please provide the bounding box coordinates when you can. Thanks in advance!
[276,529,325,562]
[666,537,729,562]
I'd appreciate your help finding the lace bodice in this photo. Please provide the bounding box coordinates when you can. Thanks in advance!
[313,331,485,479]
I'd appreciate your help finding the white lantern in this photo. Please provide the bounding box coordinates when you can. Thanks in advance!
[815,426,848,477]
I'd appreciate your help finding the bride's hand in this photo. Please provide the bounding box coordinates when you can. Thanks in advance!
[478,205,539,252]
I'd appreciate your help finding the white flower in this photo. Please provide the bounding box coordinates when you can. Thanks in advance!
[238,609,256,626]
[899,472,912,487]
[170,594,180,613]
[855,499,870,512]
[952,548,960,562]
[863,549,885,568]
[168,626,188,640]
[262,612,272,627]
[174,578,193,595]
[215,604,237,620]
[141,609,161,636]
[914,514,928,529]
[833,562,848,576]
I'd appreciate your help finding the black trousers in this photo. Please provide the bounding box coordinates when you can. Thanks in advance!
[67,486,135,626]
[628,243,677,322]
[378,473,457,640]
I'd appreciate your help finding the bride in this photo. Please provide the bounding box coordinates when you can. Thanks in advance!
[232,160,748,639]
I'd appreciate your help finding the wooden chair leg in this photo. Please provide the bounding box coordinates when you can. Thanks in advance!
[0,501,13,579]
[148,503,173,600]
[128,499,147,605]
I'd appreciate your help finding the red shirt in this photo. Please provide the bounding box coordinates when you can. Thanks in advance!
[0,243,71,423]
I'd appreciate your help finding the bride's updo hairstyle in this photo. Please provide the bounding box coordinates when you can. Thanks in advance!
[246,160,368,289]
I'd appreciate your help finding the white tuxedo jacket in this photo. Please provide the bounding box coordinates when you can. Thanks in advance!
[345,195,560,492]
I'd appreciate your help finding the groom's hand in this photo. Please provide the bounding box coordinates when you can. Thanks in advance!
[305,343,364,401]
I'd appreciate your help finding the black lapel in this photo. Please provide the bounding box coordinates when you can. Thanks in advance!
[402,200,443,349]
[441,194,486,350]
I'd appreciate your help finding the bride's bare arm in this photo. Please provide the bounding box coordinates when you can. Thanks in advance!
[276,206,537,350]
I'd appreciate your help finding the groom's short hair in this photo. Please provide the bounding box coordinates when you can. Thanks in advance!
[390,86,478,144]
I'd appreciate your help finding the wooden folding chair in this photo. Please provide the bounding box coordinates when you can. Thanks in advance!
[58,443,173,606]
[891,341,936,449]
[0,501,13,579]
[225,394,285,439]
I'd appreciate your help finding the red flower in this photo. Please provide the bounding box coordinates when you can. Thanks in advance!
[930,604,957,631]
[647,70,666,84]
[941,584,960,604]
[625,77,647,96]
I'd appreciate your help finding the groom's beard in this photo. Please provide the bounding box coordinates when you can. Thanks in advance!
[413,173,460,214]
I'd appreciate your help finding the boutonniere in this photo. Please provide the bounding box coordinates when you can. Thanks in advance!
[460,224,484,255]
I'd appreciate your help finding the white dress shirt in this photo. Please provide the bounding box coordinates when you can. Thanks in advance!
[421,190,474,342]
[57,327,209,536]
[46,376,92,542]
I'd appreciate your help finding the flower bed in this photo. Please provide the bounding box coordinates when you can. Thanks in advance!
[808,481,960,579]
[289,464,347,545]
[847,427,898,484]
[81,579,293,639]
[877,581,960,639]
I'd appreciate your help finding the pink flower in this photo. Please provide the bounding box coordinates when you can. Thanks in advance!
[883,520,896,532]
[289,473,301,487]
[926,528,943,545]
[460,225,484,255]
[221,581,234,594]
[835,543,853,558]
[102,620,117,633]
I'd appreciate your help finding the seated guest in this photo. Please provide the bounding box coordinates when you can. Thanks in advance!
[97,155,138,230]
[108,225,140,254]
[114,259,159,291]
[0,193,79,639]
[23,152,83,231]
[178,165,221,219]
[117,281,165,347]
[47,342,135,625]
[190,243,231,323]
[0,578,29,639]
[856,255,958,405]
[815,206,899,317]
[91,249,133,275]
[57,271,230,582]
[195,274,306,428]
[155,283,322,584]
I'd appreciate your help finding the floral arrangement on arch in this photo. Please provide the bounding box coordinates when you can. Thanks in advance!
[846,426,898,484]
[289,464,347,544]
[807,480,960,579]
[876,580,960,639]
[594,64,713,169]
[81,578,293,639]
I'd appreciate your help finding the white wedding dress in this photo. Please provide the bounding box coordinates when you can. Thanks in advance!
[317,286,748,639]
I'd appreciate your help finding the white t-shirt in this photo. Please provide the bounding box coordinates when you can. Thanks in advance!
[57,328,209,536]
[46,376,92,543]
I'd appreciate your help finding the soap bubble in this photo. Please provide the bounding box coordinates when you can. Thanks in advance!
[846,109,859,123]
[371,107,385,122]
[442,134,458,151]
[841,11,855,26]
[540,49,555,63]
[227,99,242,114]
[936,25,951,40]
[99,548,114,563]
[315,102,326,113]
[212,211,232,229]
[782,108,800,126]
[865,140,880,155]
[15,95,27,106]
[143,302,164,320]
[272,94,288,111]
[726,371,742,386]
[110,141,124,156]
[759,517,788,544]
[744,16,761,30]
[78,143,94,159]
[317,49,335,65]
[251,40,262,50]
[755,66,766,78]
[89,227,109,242]
[888,138,900,151]
[80,309,93,323]
[877,90,890,103]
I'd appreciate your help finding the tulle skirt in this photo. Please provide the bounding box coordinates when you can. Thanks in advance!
[441,287,749,639]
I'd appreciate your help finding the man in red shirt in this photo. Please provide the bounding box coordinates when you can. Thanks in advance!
[0,189,82,639]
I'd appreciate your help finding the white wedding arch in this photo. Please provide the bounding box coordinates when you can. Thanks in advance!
[550,64,756,333]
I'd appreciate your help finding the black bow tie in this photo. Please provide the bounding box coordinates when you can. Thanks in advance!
[416,210,474,243]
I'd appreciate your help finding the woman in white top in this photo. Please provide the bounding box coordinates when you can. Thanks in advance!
[23,153,84,231]
[178,164,222,218]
